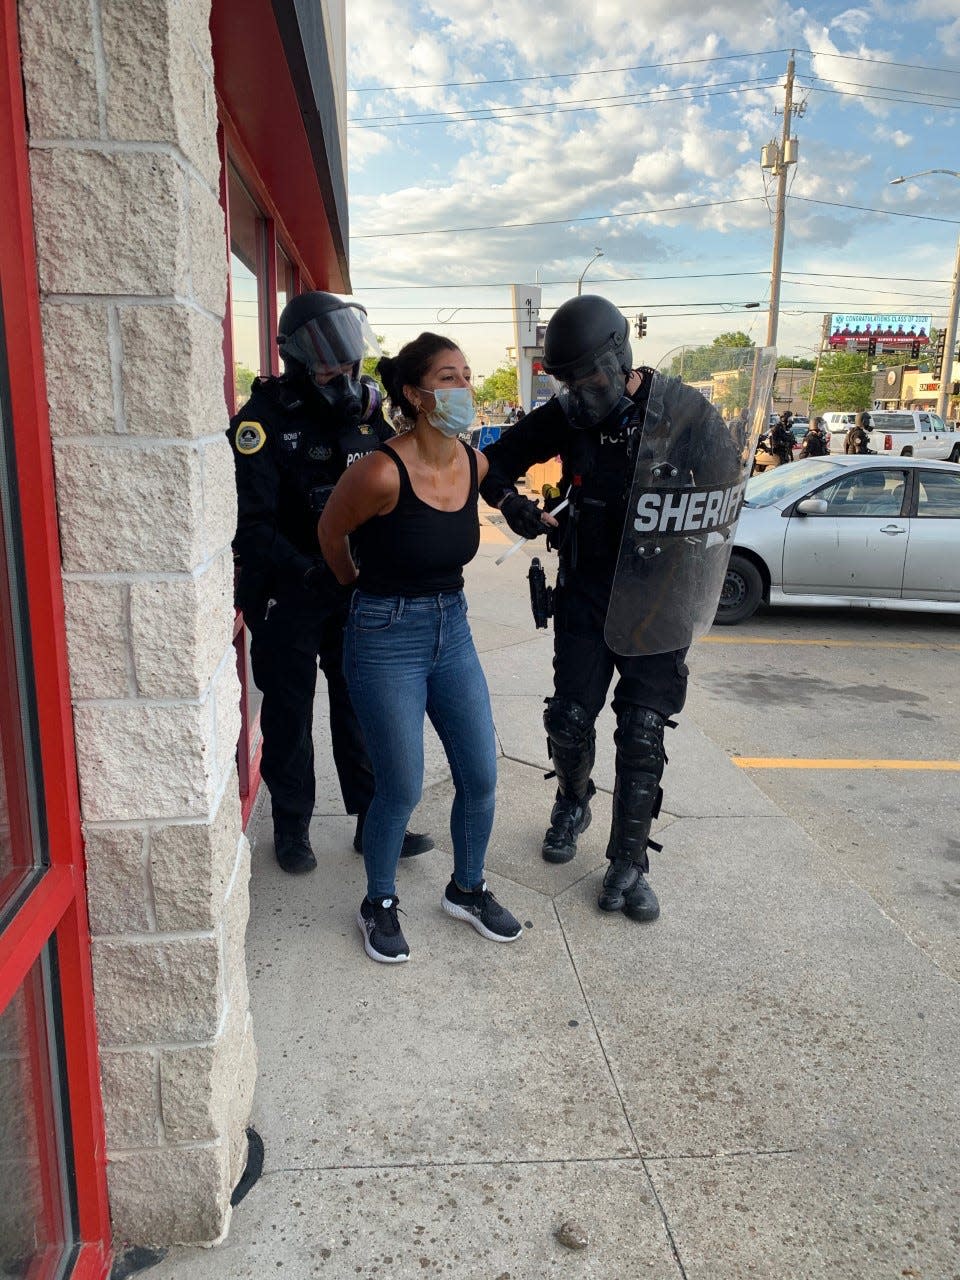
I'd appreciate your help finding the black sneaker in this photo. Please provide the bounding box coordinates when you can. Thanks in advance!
[273,816,317,875]
[357,896,410,963]
[442,879,522,942]
[541,784,594,864]
[353,814,434,859]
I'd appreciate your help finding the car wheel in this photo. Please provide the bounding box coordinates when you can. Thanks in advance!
[949,443,960,463]
[716,554,763,626]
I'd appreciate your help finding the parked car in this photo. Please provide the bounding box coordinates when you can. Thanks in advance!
[821,411,858,452]
[867,409,959,462]
[716,455,960,624]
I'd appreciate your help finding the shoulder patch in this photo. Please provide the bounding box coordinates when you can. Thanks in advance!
[235,421,267,455]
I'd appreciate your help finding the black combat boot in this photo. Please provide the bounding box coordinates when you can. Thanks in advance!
[273,813,317,874]
[542,698,597,865]
[541,782,595,864]
[597,706,666,922]
[598,857,638,911]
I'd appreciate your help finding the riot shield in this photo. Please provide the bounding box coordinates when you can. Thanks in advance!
[603,345,776,656]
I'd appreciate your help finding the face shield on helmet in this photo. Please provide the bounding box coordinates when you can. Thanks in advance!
[281,304,381,421]
[549,346,632,430]
[281,304,379,381]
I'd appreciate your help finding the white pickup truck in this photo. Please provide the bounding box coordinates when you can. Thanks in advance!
[868,410,960,462]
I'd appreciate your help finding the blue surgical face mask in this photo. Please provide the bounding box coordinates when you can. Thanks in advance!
[418,386,475,437]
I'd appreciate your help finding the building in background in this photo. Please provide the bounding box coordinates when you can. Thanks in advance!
[0,0,348,1270]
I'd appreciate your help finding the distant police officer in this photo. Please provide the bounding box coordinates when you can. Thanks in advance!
[480,295,686,923]
[228,292,432,873]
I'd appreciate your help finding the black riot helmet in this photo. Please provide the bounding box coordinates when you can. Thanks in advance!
[276,291,380,422]
[542,295,633,429]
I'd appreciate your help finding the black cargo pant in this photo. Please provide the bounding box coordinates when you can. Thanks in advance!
[552,574,689,722]
[248,594,374,822]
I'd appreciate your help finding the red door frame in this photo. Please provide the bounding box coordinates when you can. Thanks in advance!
[0,0,111,1272]
[218,102,316,827]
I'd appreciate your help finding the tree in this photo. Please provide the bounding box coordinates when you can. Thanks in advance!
[713,331,753,349]
[362,335,389,391]
[234,362,256,404]
[809,351,873,413]
[666,331,755,382]
[477,363,518,407]
[777,356,815,370]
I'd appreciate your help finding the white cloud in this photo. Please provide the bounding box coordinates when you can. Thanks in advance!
[343,2,960,371]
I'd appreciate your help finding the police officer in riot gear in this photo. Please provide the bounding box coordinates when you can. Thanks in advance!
[228,291,432,873]
[481,294,689,923]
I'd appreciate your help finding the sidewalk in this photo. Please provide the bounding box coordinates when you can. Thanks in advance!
[149,513,960,1279]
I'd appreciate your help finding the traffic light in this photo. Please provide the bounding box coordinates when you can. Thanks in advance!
[867,338,877,356]
[635,313,648,339]
[909,340,920,360]
[933,330,947,378]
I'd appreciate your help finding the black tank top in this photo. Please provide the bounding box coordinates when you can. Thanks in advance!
[354,442,481,595]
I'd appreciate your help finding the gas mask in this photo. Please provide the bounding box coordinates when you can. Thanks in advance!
[550,349,632,431]
[310,372,382,427]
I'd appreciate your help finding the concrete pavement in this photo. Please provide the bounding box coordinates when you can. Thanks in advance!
[146,512,960,1279]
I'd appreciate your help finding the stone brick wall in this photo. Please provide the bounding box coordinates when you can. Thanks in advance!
[18,0,255,1247]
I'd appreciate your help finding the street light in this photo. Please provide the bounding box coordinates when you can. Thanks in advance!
[889,169,960,421]
[890,168,960,184]
[576,247,604,296]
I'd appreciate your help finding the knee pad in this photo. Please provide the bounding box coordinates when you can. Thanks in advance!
[543,696,594,748]
[614,706,666,776]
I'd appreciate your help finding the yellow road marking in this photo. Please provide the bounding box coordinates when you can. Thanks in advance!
[733,757,960,771]
[701,636,960,651]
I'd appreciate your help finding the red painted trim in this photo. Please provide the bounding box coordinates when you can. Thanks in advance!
[210,0,344,290]
[219,121,236,416]
[0,0,111,1263]
[265,219,280,378]
[67,1244,112,1280]
[218,99,315,293]
[57,898,112,1248]
[22,952,65,1248]
[0,868,72,1014]
[240,734,263,828]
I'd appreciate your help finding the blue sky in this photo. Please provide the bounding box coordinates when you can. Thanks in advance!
[345,1,959,379]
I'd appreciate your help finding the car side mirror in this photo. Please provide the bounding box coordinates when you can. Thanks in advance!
[796,498,829,516]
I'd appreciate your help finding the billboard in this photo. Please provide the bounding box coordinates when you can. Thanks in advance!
[827,313,931,350]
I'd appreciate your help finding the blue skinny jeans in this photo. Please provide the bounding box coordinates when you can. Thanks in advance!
[343,590,497,900]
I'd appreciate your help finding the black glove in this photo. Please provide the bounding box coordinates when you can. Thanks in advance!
[500,492,548,539]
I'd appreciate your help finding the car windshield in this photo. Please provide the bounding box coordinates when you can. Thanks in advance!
[744,458,841,507]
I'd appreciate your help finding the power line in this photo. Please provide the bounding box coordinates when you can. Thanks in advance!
[347,48,790,94]
[793,195,960,225]
[794,48,960,78]
[353,270,953,290]
[350,73,781,126]
[367,304,956,327]
[348,79,781,129]
[352,193,959,242]
[352,196,763,240]
[803,73,960,105]
[804,83,960,111]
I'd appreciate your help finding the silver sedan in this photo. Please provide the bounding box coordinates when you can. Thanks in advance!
[716,455,960,624]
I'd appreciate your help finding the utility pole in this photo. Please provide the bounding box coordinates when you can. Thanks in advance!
[938,233,960,420]
[761,53,799,348]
